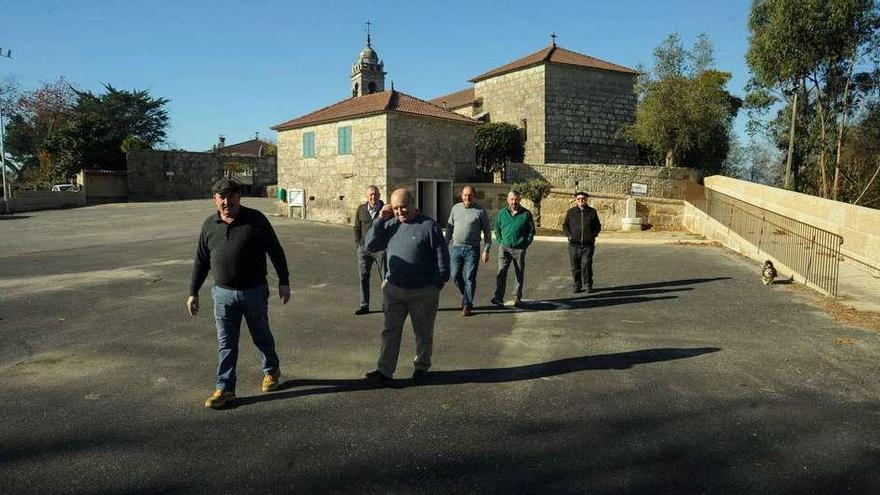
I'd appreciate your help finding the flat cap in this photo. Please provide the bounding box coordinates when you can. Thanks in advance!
[212,178,241,195]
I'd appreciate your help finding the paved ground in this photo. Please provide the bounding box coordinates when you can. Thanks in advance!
[2,199,879,493]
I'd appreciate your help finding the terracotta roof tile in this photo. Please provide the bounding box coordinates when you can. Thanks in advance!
[272,90,478,131]
[429,87,475,109]
[213,138,274,156]
[470,45,637,82]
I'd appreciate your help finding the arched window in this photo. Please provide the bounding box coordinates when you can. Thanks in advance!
[368,82,376,94]
[352,83,359,97]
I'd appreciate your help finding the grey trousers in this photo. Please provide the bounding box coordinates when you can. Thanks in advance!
[494,246,527,302]
[377,282,440,377]
[357,245,386,308]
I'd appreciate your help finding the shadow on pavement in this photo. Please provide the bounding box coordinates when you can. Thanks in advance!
[231,347,721,408]
[594,277,731,292]
[0,214,31,220]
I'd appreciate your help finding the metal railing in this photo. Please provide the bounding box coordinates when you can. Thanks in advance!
[693,189,843,296]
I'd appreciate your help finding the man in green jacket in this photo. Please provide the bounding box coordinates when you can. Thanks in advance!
[491,190,535,309]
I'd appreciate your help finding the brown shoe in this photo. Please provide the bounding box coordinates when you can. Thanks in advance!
[462,305,473,316]
[204,389,235,409]
[261,369,281,392]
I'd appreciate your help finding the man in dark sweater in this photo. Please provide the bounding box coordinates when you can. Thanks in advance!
[353,185,386,315]
[363,188,449,385]
[562,191,601,293]
[187,178,291,409]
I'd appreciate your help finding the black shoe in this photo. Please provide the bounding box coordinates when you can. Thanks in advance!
[490,298,505,309]
[412,369,428,382]
[587,285,595,294]
[365,369,393,386]
[573,286,584,293]
[354,306,370,315]
[513,299,524,308]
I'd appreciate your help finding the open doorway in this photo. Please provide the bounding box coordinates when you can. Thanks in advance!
[416,179,453,227]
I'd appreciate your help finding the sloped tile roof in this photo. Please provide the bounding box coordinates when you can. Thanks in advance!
[272,90,478,131]
[213,139,274,156]
[470,44,637,82]
[429,87,475,109]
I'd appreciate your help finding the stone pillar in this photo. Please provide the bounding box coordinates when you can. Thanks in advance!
[621,197,643,231]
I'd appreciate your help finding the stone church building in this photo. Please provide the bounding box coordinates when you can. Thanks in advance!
[272,34,478,225]
[273,34,639,225]
[431,40,639,165]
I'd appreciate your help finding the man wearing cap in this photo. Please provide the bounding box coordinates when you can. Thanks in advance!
[562,191,601,293]
[353,185,386,315]
[187,178,291,409]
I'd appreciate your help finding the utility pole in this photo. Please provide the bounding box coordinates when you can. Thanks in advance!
[1,46,12,214]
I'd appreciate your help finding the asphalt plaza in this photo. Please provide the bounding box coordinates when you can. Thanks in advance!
[1,198,879,493]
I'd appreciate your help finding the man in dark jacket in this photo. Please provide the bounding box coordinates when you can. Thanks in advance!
[353,185,386,315]
[187,178,291,409]
[562,191,601,293]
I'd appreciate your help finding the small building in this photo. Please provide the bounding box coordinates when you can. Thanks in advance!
[272,35,478,225]
[431,41,639,165]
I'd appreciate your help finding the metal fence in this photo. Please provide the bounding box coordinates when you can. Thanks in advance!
[693,189,843,296]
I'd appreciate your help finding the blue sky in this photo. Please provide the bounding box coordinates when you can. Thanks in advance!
[1,0,753,151]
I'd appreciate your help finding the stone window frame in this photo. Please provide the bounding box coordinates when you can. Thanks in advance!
[337,126,352,155]
[302,132,316,158]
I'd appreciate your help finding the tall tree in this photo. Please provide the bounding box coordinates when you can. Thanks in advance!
[623,33,741,172]
[746,0,880,197]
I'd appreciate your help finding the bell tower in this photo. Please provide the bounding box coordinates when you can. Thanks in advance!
[351,22,385,97]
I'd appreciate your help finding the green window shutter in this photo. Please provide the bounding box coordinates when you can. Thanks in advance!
[303,132,315,158]
[338,126,352,155]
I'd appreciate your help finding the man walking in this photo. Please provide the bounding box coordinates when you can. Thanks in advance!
[562,191,601,293]
[445,185,491,316]
[491,190,535,309]
[363,188,449,385]
[187,178,291,409]
[353,185,386,315]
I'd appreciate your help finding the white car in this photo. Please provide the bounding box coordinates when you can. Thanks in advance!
[50,184,79,192]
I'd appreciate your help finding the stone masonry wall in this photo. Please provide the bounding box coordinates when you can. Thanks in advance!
[386,113,476,194]
[276,114,387,224]
[534,190,684,231]
[127,150,276,201]
[544,64,638,164]
[475,65,546,164]
[507,162,697,200]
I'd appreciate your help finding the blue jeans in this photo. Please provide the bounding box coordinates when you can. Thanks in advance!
[212,284,280,392]
[450,244,480,308]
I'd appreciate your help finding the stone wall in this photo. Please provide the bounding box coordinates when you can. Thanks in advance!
[276,114,387,224]
[544,65,638,164]
[127,150,276,201]
[697,175,880,269]
[9,190,86,212]
[386,113,476,193]
[507,162,697,200]
[533,190,684,231]
[475,65,546,164]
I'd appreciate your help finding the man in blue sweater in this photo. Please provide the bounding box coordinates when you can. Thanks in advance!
[363,188,450,385]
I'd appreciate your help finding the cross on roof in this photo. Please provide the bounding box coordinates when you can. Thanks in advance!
[550,33,557,46]
[366,20,372,46]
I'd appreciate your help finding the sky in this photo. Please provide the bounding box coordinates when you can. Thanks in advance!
[1,0,754,151]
